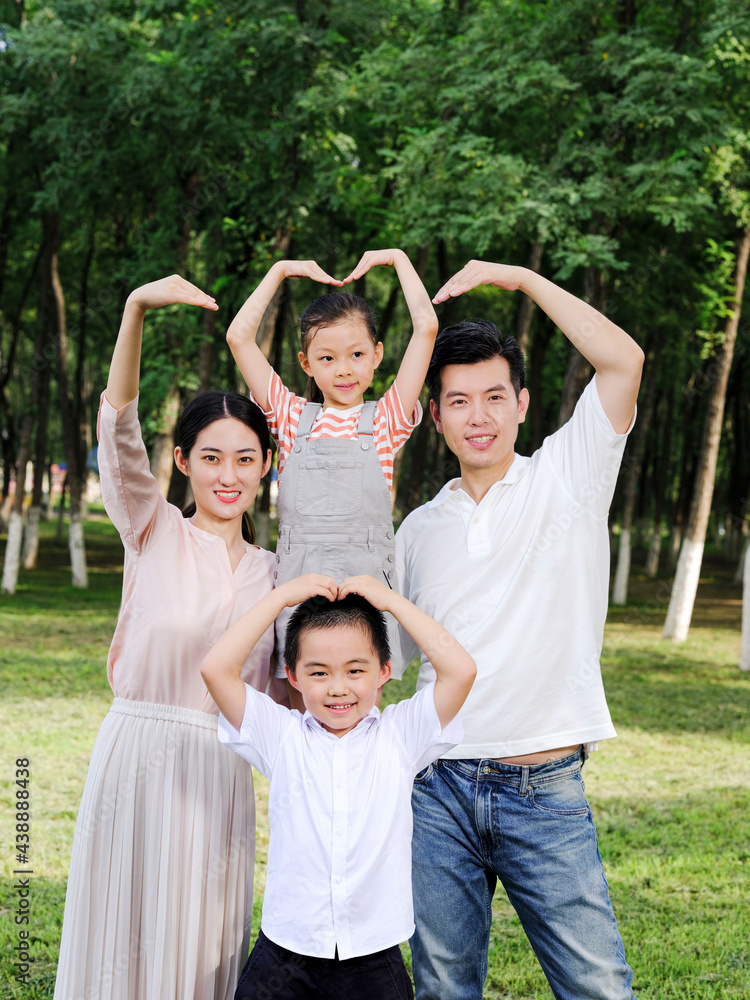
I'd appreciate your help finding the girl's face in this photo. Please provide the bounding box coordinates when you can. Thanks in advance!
[174,417,272,529]
[298,318,383,410]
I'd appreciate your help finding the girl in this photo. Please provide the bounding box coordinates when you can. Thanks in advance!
[54,276,276,1000]
[226,251,438,705]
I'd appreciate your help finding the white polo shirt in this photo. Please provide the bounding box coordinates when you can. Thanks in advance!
[395,378,634,759]
[218,681,461,959]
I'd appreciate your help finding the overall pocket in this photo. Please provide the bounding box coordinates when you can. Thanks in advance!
[295,459,364,517]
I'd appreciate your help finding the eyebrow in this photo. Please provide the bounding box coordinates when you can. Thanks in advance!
[444,383,509,399]
[301,656,371,669]
[198,446,258,453]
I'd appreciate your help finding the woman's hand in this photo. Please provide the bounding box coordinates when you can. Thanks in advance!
[126,274,218,313]
[432,261,526,303]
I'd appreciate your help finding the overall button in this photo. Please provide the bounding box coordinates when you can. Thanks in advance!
[361,442,370,450]
[293,444,302,453]
[386,529,394,539]
[387,554,395,563]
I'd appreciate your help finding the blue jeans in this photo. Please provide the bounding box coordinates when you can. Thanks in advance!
[410,751,636,1000]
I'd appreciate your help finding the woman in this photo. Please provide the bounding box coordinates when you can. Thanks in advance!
[54,276,275,1000]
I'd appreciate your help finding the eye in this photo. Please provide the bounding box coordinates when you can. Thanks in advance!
[238,456,254,464]
[352,351,364,358]
[451,398,467,407]
[318,355,333,362]
[348,668,364,676]
[203,454,219,462]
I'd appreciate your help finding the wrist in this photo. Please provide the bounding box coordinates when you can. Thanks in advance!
[124,293,148,315]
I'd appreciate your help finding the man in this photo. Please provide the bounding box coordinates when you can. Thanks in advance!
[395,260,644,1000]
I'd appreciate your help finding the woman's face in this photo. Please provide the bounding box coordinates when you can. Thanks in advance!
[174,417,271,527]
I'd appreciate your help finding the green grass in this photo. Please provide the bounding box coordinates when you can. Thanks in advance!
[1,520,749,998]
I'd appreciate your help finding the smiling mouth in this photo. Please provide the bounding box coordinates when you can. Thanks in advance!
[467,435,495,444]
[215,491,241,502]
[335,383,357,390]
[326,703,355,712]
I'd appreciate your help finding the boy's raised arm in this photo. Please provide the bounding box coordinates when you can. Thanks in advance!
[202,574,339,730]
[342,249,439,418]
[338,576,476,729]
[226,261,341,411]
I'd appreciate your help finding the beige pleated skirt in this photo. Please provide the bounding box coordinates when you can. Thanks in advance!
[54,699,255,1000]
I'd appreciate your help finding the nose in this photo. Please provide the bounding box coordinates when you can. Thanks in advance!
[218,461,238,485]
[467,402,489,426]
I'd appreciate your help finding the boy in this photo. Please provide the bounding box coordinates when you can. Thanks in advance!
[201,572,476,1000]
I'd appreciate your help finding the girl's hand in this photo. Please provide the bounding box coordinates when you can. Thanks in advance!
[341,249,406,284]
[338,575,395,612]
[277,574,339,609]
[276,260,343,286]
[127,275,218,312]
[432,261,526,303]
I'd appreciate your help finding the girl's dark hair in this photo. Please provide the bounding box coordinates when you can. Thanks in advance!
[426,319,527,406]
[298,292,378,403]
[177,391,274,544]
[284,593,390,673]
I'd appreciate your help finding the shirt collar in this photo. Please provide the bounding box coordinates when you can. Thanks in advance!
[429,453,531,508]
[302,707,380,738]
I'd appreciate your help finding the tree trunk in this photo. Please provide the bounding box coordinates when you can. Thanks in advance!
[23,351,51,569]
[612,341,660,604]
[663,227,750,640]
[1,417,31,594]
[557,267,606,427]
[150,385,181,498]
[646,386,674,578]
[741,532,750,671]
[516,241,544,356]
[735,535,748,587]
[50,214,88,587]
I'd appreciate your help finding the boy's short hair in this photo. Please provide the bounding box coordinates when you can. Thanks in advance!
[426,319,526,406]
[284,594,390,673]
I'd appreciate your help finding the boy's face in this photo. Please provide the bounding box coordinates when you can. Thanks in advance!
[285,624,391,738]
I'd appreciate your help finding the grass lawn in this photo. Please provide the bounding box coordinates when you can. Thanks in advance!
[1,518,749,998]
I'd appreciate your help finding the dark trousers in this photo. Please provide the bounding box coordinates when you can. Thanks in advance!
[234,930,414,1000]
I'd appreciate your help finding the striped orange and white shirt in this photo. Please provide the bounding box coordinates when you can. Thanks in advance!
[261,371,422,492]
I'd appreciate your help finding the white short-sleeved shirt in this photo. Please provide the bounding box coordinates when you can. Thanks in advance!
[218,682,461,959]
[395,378,634,759]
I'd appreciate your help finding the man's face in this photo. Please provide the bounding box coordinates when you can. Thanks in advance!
[285,624,391,738]
[430,357,530,477]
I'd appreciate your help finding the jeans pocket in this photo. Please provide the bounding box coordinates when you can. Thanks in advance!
[528,770,590,816]
[413,762,434,784]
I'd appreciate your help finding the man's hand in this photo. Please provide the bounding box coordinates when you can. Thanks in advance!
[432,261,525,303]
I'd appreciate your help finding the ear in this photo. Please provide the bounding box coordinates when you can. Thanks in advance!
[262,449,273,477]
[174,446,189,477]
[298,351,313,376]
[284,664,301,691]
[373,341,384,368]
[377,661,393,687]
[517,387,530,425]
[429,399,444,434]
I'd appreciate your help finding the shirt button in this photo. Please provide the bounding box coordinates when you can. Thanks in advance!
[473,517,480,524]
[336,829,343,837]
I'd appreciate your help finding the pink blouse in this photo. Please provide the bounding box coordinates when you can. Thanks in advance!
[97,393,276,713]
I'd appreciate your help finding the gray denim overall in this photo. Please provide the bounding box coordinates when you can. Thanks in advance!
[273,400,398,675]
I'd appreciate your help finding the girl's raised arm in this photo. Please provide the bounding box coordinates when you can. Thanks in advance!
[343,249,439,418]
[107,276,217,409]
[226,261,341,411]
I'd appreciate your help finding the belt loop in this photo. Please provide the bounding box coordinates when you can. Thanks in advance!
[282,526,291,555]
[518,766,529,796]
[367,527,376,552]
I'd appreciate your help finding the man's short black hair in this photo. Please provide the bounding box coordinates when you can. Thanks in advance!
[426,319,526,406]
[284,593,390,673]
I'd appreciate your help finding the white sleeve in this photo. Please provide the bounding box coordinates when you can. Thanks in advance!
[217,683,298,778]
[384,682,462,775]
[541,378,635,517]
[392,519,420,680]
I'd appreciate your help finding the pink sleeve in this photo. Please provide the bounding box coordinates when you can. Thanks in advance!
[259,370,306,474]
[97,393,169,553]
[376,382,422,454]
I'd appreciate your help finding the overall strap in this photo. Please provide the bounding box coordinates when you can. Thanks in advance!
[294,402,322,445]
[356,400,377,441]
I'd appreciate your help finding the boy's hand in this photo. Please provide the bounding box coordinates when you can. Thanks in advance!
[338,575,396,612]
[341,249,406,284]
[275,260,343,286]
[277,574,339,609]
[126,275,218,312]
[432,261,525,303]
